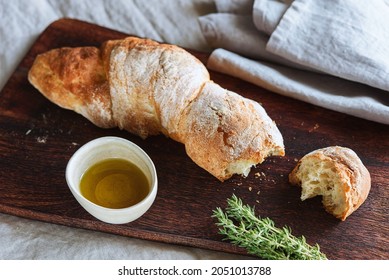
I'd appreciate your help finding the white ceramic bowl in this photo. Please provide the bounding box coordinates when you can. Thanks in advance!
[65,136,158,224]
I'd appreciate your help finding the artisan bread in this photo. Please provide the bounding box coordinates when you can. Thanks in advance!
[289,146,371,220]
[28,36,285,181]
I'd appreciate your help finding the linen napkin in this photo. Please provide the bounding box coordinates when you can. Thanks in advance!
[267,0,389,92]
[208,49,389,124]
[199,0,389,124]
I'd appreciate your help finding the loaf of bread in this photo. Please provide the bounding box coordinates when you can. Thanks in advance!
[28,36,285,181]
[289,146,371,220]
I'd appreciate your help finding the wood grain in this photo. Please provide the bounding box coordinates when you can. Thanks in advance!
[0,19,388,259]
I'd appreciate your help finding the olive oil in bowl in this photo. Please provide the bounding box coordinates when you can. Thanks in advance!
[80,158,150,209]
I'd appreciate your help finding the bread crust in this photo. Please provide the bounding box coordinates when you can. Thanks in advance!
[28,46,114,128]
[183,81,284,180]
[289,146,371,220]
[28,36,285,181]
[108,37,210,140]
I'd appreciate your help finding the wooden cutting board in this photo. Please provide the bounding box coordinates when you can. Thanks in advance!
[0,18,388,259]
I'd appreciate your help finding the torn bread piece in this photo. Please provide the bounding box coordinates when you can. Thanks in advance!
[289,146,371,221]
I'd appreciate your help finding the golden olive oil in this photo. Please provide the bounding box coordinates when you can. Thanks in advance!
[80,158,149,209]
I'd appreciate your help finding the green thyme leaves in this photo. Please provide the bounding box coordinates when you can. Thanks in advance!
[213,194,327,260]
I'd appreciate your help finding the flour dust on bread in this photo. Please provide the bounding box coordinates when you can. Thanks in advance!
[289,146,371,220]
[28,36,285,181]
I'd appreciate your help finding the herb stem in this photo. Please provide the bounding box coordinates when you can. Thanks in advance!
[213,194,327,260]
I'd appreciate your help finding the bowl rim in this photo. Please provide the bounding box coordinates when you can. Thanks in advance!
[65,136,158,219]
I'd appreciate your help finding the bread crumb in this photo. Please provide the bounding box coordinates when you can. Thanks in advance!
[294,158,299,162]
[261,172,266,177]
[248,186,252,191]
[72,142,79,146]
[42,114,48,125]
[254,172,261,178]
[36,136,48,143]
[256,200,260,204]
[309,123,320,132]
[257,190,260,195]
[25,129,32,135]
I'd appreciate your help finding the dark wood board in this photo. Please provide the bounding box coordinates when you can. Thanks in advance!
[0,18,388,260]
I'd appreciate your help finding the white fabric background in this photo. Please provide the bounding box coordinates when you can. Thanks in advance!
[0,0,249,260]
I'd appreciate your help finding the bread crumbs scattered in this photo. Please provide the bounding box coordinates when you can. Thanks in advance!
[248,187,252,191]
[254,172,261,178]
[257,190,260,195]
[256,200,260,204]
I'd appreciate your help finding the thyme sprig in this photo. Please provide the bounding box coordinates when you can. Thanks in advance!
[213,194,327,260]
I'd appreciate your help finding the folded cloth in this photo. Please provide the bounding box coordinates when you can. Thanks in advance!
[198,13,315,71]
[267,0,389,92]
[208,49,389,125]
[199,14,283,64]
[199,0,389,124]
[252,0,288,35]
[214,0,254,14]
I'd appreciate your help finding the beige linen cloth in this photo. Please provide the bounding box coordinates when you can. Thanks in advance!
[199,0,389,124]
